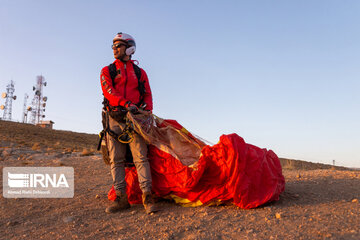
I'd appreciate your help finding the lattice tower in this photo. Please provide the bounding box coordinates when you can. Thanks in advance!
[28,75,47,124]
[22,93,29,123]
[1,80,17,121]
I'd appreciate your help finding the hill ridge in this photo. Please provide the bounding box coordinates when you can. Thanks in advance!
[0,119,350,170]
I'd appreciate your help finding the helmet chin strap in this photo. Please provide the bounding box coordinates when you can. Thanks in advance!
[118,52,130,62]
[121,54,131,62]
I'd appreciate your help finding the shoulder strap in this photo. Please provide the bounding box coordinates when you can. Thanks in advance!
[132,63,146,103]
[108,63,117,86]
[132,63,142,81]
[102,63,117,110]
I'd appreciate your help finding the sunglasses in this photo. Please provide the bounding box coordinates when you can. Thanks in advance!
[111,43,127,49]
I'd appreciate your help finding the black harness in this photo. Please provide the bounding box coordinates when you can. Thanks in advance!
[98,62,146,152]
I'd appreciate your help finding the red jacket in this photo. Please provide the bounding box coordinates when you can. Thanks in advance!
[100,59,153,111]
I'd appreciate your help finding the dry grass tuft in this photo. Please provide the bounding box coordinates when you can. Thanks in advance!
[80,148,95,156]
[31,142,41,151]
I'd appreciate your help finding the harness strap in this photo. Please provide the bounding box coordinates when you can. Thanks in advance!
[105,111,134,144]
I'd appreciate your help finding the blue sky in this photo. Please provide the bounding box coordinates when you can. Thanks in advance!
[1,0,359,168]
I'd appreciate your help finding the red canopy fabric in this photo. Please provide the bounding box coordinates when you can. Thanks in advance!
[108,129,285,209]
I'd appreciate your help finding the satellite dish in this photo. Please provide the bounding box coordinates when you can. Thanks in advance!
[35,90,41,96]
[0,105,4,110]
[33,86,36,91]
[43,109,45,112]
[13,96,17,100]
[42,115,45,118]
[1,93,7,98]
[42,103,46,107]
[43,96,47,102]
[27,106,32,111]
[44,82,47,86]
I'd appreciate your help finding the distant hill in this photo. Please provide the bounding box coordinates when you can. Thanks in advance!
[0,119,98,152]
[279,158,349,171]
[0,119,351,170]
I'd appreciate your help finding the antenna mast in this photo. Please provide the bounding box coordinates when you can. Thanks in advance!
[28,75,47,124]
[22,93,29,123]
[0,80,17,121]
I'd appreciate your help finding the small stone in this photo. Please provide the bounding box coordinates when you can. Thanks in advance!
[54,158,66,166]
[54,153,64,158]
[6,221,19,226]
[275,213,281,219]
[2,150,11,157]
[351,199,358,203]
[62,216,74,223]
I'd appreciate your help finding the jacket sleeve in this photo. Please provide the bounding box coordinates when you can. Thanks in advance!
[140,69,153,111]
[100,66,129,107]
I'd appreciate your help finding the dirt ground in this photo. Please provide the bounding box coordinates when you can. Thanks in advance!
[0,121,359,240]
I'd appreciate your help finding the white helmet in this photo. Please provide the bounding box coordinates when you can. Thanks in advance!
[113,32,136,56]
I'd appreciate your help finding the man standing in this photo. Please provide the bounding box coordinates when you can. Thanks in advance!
[100,32,157,214]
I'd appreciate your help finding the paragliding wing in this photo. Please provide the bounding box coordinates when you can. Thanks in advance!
[108,113,285,209]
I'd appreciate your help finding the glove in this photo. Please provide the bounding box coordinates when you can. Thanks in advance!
[127,103,139,114]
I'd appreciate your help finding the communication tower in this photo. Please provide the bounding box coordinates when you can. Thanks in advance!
[28,75,48,124]
[0,80,17,121]
[22,93,29,123]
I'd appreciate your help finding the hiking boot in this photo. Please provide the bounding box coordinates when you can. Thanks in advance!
[142,192,159,214]
[105,192,130,214]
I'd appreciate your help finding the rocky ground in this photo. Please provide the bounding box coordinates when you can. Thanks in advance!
[0,120,359,239]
